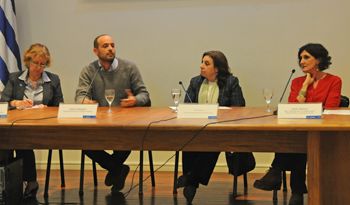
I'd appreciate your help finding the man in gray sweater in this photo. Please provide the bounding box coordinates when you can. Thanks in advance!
[75,34,150,192]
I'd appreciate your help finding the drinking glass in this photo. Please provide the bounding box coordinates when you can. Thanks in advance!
[105,89,115,113]
[171,89,181,113]
[263,88,274,112]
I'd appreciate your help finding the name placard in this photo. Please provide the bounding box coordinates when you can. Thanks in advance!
[58,103,98,118]
[177,103,219,119]
[278,103,323,119]
[0,103,8,118]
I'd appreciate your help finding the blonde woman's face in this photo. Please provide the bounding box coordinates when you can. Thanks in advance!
[29,55,47,76]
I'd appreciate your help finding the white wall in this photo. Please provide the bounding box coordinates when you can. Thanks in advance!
[14,0,350,172]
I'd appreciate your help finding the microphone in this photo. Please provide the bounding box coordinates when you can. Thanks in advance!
[273,69,295,115]
[179,81,192,103]
[81,66,102,103]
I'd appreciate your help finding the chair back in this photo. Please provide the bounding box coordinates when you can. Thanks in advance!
[339,95,349,107]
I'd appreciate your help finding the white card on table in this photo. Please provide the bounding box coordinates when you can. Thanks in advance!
[278,103,322,119]
[58,103,98,118]
[177,103,219,119]
[0,102,8,118]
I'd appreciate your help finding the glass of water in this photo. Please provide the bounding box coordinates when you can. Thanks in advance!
[263,88,274,112]
[105,89,115,113]
[171,89,181,113]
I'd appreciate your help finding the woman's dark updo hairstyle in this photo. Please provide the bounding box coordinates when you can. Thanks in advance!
[202,51,231,87]
[298,43,332,71]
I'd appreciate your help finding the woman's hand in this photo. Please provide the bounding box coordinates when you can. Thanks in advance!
[16,99,34,108]
[297,73,315,103]
[302,73,315,89]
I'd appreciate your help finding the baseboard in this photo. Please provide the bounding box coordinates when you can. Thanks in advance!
[36,161,272,173]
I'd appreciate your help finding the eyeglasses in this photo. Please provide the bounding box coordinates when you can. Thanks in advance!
[30,59,47,68]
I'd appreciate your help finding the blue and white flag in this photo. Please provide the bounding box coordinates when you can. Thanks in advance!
[0,0,22,91]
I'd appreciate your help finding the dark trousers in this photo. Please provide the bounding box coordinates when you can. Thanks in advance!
[84,150,131,177]
[16,150,37,182]
[182,151,220,187]
[272,153,307,194]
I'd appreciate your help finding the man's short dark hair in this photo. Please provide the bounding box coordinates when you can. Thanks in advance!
[93,34,108,49]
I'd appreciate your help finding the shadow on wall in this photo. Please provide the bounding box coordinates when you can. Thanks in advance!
[75,0,308,11]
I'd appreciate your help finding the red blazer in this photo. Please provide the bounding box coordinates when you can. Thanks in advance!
[288,73,342,107]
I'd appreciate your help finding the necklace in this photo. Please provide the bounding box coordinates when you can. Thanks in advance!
[29,76,41,84]
[314,72,327,82]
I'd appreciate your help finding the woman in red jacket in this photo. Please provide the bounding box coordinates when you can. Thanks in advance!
[254,43,341,205]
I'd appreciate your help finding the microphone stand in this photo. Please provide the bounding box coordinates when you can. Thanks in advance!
[273,69,295,115]
[81,66,102,104]
[179,81,192,103]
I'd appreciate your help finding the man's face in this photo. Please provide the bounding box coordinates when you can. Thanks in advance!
[93,35,115,63]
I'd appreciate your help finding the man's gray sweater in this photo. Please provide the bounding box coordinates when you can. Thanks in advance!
[75,58,149,106]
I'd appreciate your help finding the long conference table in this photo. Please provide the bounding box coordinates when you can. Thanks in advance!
[0,106,349,205]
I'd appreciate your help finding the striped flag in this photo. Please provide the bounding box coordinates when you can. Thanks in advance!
[0,0,22,91]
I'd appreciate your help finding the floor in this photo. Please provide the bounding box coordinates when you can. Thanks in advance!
[15,170,307,205]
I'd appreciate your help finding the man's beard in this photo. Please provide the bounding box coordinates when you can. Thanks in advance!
[100,52,115,63]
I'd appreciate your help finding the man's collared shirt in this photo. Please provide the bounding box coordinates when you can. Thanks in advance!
[98,58,119,72]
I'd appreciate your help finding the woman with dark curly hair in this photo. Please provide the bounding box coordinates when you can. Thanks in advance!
[176,51,245,204]
[254,43,342,205]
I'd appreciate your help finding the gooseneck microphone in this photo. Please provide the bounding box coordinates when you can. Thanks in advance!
[273,69,296,115]
[81,66,103,104]
[179,81,192,103]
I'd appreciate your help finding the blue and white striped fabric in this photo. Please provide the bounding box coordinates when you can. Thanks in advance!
[0,0,22,91]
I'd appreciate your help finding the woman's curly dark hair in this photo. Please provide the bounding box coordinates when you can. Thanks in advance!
[202,51,231,87]
[298,43,332,71]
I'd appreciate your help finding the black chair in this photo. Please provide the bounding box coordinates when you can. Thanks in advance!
[272,95,349,201]
[79,99,155,196]
[231,153,249,198]
[272,170,287,201]
[79,151,98,196]
[172,151,180,194]
[138,99,156,196]
[172,152,251,197]
[339,95,349,107]
[44,149,65,198]
[44,150,98,197]
[138,151,155,196]
[79,148,156,196]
